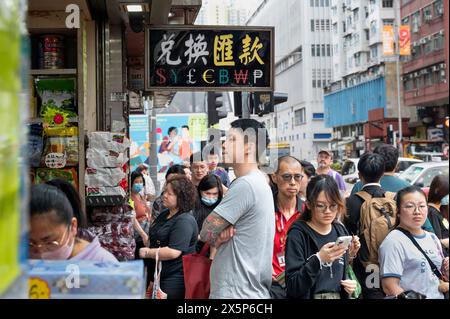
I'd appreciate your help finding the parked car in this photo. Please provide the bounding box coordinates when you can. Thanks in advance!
[399,161,449,188]
[341,157,423,185]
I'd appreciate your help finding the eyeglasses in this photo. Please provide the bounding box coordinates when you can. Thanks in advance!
[402,203,428,213]
[29,227,70,252]
[279,173,304,182]
[314,203,339,213]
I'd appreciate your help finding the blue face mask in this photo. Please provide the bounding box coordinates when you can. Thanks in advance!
[132,183,144,194]
[201,196,218,206]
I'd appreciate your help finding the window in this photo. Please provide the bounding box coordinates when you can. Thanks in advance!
[313,133,332,139]
[423,5,433,22]
[434,33,444,51]
[312,80,317,88]
[311,20,315,32]
[321,19,325,31]
[370,20,377,37]
[295,108,306,125]
[312,45,316,56]
[383,19,394,26]
[434,0,444,16]
[322,44,326,56]
[382,0,393,8]
[317,45,321,56]
[313,113,325,120]
[412,11,421,32]
[326,19,330,31]
[424,71,432,86]
[424,38,433,54]
[327,44,331,56]
[370,45,378,59]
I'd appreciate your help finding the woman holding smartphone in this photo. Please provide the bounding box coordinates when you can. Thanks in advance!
[285,174,360,299]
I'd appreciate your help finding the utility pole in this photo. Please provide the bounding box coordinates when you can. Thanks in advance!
[395,0,404,156]
[147,97,159,194]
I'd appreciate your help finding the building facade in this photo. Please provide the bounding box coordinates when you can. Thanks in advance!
[401,0,449,158]
[325,0,415,158]
[246,0,334,161]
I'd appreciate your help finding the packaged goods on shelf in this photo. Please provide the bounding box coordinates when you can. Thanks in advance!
[28,123,44,168]
[35,168,78,190]
[88,132,130,153]
[87,204,135,261]
[85,167,126,187]
[44,126,78,137]
[86,186,127,198]
[35,78,76,117]
[86,148,128,168]
[28,260,144,299]
[41,136,78,167]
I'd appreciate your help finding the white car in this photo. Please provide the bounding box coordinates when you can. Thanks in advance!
[341,157,423,185]
[399,161,449,188]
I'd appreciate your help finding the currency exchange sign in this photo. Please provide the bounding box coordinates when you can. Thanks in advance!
[145,26,274,91]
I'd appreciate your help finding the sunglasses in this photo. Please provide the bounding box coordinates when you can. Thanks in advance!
[279,173,304,182]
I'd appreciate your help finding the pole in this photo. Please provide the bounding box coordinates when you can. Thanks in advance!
[148,97,159,195]
[395,0,403,156]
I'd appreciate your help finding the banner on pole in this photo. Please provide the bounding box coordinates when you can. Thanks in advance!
[383,25,395,56]
[399,25,411,56]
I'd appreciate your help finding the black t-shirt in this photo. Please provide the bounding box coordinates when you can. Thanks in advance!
[307,225,345,294]
[148,210,199,288]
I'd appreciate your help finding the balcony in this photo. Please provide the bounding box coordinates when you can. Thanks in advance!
[403,49,446,74]
[404,82,449,107]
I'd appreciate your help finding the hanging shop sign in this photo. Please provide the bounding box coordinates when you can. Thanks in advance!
[145,25,274,91]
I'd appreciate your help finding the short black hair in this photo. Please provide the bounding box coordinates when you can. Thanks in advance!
[190,151,205,165]
[230,119,269,161]
[428,175,449,204]
[357,153,385,183]
[46,179,86,228]
[395,186,427,227]
[300,160,316,178]
[168,126,177,135]
[300,174,345,222]
[165,175,197,213]
[165,164,186,180]
[198,174,224,204]
[374,144,399,172]
[30,184,74,225]
[181,125,189,130]
[131,171,145,187]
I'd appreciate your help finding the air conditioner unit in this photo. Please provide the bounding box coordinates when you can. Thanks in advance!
[439,30,445,36]
[441,70,446,77]
[414,72,420,77]
[424,15,432,22]
[422,69,429,75]
[412,41,418,47]
[432,66,439,72]
[420,38,427,44]
[440,63,446,69]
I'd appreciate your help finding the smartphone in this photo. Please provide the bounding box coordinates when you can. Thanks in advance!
[335,236,352,249]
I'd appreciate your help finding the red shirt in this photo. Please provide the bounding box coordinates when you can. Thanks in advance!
[272,209,301,278]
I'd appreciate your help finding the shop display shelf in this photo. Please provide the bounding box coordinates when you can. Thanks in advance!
[30,69,77,76]
[29,116,79,124]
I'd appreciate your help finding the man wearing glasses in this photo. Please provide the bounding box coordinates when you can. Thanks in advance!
[269,156,305,298]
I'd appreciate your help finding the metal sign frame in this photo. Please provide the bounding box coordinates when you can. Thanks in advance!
[145,25,274,92]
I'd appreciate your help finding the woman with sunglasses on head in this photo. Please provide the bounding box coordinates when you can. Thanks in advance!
[29,184,117,261]
[285,174,360,299]
[379,186,448,299]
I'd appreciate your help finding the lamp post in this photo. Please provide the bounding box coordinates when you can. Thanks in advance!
[395,0,404,156]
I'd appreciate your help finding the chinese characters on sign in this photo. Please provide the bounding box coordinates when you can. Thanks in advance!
[146,26,273,91]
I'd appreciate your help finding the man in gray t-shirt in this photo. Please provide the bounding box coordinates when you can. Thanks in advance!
[200,119,275,299]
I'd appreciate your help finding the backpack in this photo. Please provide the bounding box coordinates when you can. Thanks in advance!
[356,191,397,268]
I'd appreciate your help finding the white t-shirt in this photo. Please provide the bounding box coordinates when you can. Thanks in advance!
[142,174,155,197]
[379,229,445,299]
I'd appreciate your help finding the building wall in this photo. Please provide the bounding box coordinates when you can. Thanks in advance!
[401,0,448,107]
[246,0,333,160]
[325,76,387,127]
